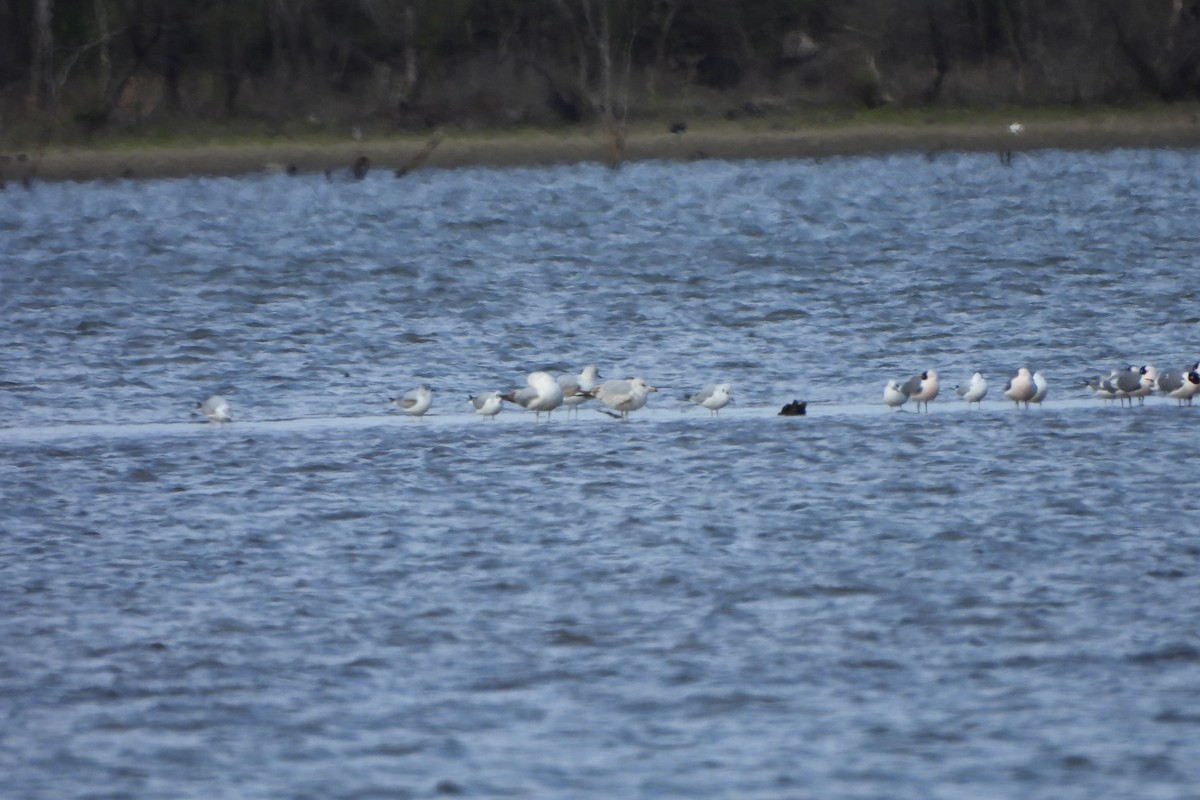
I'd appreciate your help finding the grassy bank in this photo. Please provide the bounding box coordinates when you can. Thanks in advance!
[4,105,1200,184]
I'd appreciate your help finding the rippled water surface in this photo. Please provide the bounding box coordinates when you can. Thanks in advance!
[3,150,1200,799]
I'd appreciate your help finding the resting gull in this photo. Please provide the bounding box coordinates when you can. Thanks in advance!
[467,392,503,420]
[197,395,231,423]
[688,383,732,416]
[391,384,433,417]
[587,377,657,421]
[501,371,564,420]
[883,380,908,410]
[1003,367,1036,409]
[558,365,601,417]
[954,371,987,407]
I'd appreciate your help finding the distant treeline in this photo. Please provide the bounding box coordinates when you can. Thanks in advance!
[4,1,1200,135]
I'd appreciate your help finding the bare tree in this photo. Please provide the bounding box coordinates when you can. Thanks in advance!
[30,0,53,108]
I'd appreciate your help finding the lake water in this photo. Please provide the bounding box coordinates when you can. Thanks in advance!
[2,149,1199,799]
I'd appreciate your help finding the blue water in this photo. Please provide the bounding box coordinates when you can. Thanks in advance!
[2,149,1199,799]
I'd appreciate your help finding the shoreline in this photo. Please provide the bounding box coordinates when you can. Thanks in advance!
[6,113,1200,183]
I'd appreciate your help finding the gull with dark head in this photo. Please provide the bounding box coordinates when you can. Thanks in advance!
[1115,365,1156,407]
[1157,364,1200,406]
[900,370,939,413]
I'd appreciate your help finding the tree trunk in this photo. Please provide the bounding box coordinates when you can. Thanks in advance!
[95,0,111,97]
[31,0,54,108]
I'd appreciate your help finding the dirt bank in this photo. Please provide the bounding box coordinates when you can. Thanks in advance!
[5,113,1200,184]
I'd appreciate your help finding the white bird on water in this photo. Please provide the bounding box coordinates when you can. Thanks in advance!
[688,383,732,416]
[883,380,908,410]
[954,371,988,407]
[501,371,564,420]
[197,395,231,423]
[467,392,502,420]
[391,384,433,417]
[588,377,657,421]
[1003,367,1037,409]
[900,370,939,413]
[558,365,601,417]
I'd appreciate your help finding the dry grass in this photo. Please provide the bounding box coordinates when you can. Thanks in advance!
[4,106,1200,184]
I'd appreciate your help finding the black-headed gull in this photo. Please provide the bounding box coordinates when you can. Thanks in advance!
[1157,365,1200,406]
[900,370,939,413]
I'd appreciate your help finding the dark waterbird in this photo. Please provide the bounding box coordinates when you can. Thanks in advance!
[778,399,807,416]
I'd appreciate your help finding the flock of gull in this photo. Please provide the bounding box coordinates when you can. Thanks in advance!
[883,363,1200,413]
[194,361,1200,423]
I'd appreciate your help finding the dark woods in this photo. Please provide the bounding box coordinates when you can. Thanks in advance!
[4,0,1200,137]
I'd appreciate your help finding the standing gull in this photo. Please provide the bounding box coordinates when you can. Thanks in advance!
[883,380,908,410]
[900,370,939,413]
[688,383,732,416]
[1157,365,1200,406]
[501,371,564,420]
[467,392,503,420]
[1115,365,1156,407]
[587,377,657,421]
[1003,367,1036,409]
[1030,371,1049,406]
[954,371,988,407]
[197,395,231,423]
[558,365,601,418]
[391,384,433,417]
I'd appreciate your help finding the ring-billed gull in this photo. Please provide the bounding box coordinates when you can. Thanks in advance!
[883,380,908,410]
[467,392,503,420]
[502,371,564,420]
[391,384,433,417]
[954,371,987,407]
[587,377,657,421]
[900,370,938,413]
[558,365,601,417]
[197,395,231,423]
[1003,367,1036,409]
[688,383,732,416]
